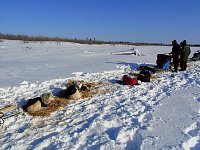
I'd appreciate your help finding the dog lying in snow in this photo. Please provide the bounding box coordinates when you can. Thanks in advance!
[24,92,55,113]
[61,80,89,100]
[74,81,88,91]
[63,85,82,100]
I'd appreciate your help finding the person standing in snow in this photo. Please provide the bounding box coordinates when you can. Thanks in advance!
[180,40,191,71]
[170,40,181,72]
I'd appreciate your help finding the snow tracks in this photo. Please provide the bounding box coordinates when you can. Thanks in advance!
[0,62,200,150]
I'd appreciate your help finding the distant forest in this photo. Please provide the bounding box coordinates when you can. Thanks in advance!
[0,33,199,47]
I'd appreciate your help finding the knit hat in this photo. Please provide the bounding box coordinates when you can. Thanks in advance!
[182,40,187,45]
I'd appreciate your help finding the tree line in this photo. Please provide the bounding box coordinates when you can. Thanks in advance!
[0,33,199,47]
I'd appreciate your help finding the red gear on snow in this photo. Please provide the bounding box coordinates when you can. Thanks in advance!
[122,75,138,86]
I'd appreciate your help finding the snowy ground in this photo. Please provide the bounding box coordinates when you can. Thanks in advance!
[0,40,199,150]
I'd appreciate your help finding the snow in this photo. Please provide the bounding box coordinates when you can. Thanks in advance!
[111,47,144,56]
[0,40,199,150]
[141,86,200,150]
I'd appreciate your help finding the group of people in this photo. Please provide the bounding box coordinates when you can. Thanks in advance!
[171,40,191,72]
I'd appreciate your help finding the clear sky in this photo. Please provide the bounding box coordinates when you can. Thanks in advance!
[0,0,199,44]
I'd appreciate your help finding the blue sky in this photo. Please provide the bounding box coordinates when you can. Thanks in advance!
[0,0,199,43]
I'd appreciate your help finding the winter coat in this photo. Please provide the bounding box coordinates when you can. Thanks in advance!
[181,46,191,62]
[171,44,181,62]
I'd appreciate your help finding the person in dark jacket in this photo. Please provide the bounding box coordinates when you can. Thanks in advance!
[180,40,191,71]
[170,40,181,72]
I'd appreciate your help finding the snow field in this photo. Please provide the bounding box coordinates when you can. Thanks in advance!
[0,40,199,149]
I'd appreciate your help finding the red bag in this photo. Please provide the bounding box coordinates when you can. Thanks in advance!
[122,75,138,86]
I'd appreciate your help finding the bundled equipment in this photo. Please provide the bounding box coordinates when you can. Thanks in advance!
[155,53,171,70]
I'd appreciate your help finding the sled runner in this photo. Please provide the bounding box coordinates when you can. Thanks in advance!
[0,111,21,124]
[0,104,16,113]
[0,104,20,124]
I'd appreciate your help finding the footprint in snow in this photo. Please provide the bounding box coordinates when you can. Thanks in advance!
[106,127,120,140]
[18,123,30,133]
[182,122,200,150]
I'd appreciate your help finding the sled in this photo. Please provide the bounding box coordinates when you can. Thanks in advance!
[0,105,16,113]
[191,50,200,61]
[0,104,20,124]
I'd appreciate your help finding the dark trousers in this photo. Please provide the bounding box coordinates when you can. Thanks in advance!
[180,61,187,71]
[173,61,179,71]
